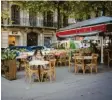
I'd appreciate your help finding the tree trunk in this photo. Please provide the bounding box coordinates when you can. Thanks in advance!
[57,2,61,29]
[95,10,99,17]
[102,5,106,16]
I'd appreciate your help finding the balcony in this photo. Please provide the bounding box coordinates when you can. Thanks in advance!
[1,18,58,29]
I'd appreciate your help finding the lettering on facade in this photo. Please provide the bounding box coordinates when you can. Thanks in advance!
[12,31,18,34]
[57,24,106,36]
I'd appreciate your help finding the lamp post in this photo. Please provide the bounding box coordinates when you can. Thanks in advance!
[101,36,104,63]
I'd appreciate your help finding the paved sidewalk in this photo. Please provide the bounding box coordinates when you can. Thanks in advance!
[1,65,112,100]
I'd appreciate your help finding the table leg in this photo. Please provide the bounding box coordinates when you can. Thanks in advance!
[38,65,42,82]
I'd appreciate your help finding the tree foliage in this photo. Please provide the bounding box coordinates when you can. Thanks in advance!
[11,1,112,18]
[2,1,112,28]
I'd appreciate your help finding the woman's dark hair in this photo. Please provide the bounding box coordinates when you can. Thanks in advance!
[33,49,43,56]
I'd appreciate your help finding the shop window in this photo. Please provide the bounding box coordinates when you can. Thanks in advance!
[44,37,51,48]
[8,36,15,46]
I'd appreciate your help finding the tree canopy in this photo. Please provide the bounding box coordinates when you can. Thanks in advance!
[2,1,112,28]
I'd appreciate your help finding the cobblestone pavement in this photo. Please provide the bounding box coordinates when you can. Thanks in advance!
[1,65,112,100]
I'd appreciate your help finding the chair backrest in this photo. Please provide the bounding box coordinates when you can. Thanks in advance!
[74,53,80,56]
[91,53,98,64]
[59,54,66,60]
[49,59,56,70]
[75,56,84,65]
[24,61,30,74]
[92,53,98,57]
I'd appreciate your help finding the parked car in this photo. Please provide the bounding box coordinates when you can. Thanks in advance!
[9,46,32,51]
[30,46,53,51]
[30,46,45,51]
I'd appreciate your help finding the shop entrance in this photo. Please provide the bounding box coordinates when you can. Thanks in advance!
[8,36,16,46]
[27,32,38,46]
[8,36,20,46]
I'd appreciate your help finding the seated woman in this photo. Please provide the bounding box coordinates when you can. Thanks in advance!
[32,49,48,69]
[31,50,44,81]
[32,49,44,61]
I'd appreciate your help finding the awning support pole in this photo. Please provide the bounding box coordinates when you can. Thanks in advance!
[101,36,104,63]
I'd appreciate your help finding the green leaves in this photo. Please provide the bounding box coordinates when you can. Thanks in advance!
[1,49,17,60]
[70,40,76,49]
[2,1,112,27]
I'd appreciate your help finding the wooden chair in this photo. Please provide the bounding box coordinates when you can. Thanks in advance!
[85,54,98,73]
[18,58,27,70]
[74,53,80,56]
[68,56,71,72]
[56,54,67,66]
[45,54,55,61]
[74,56,85,74]
[25,62,40,83]
[67,53,80,72]
[68,55,74,72]
[41,59,56,82]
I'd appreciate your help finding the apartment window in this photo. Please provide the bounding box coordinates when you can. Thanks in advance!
[11,5,20,25]
[43,11,53,27]
[29,9,37,26]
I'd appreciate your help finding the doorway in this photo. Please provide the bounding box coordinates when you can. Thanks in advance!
[8,36,16,46]
[8,36,20,46]
[27,32,38,46]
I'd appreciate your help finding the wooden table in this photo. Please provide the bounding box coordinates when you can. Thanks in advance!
[29,60,49,81]
[73,56,92,60]
[84,56,92,60]
[16,55,28,59]
[29,60,49,66]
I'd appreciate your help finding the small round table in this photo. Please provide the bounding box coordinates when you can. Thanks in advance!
[29,60,49,66]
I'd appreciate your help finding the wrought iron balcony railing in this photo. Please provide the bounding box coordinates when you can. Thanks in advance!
[1,18,58,28]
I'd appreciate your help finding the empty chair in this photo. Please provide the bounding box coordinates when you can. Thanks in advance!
[85,53,98,73]
[74,56,85,74]
[56,54,67,66]
[41,59,56,82]
[25,61,40,83]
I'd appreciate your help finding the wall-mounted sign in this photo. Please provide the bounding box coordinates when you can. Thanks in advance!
[12,31,18,34]
[56,24,106,37]
[9,31,21,36]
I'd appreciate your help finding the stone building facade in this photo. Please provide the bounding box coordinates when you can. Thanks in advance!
[1,1,75,48]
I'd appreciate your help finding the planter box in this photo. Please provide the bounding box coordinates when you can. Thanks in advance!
[4,60,17,80]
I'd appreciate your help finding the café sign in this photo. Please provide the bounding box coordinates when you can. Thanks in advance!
[9,31,21,35]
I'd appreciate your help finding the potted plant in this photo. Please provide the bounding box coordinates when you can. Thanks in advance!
[1,49,17,80]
